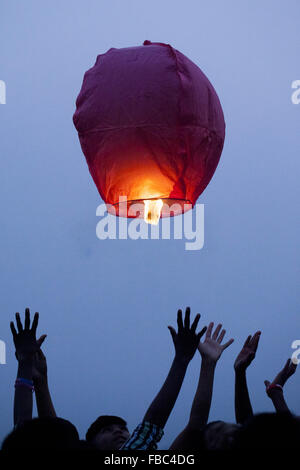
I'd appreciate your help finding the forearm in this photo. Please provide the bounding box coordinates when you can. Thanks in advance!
[144,355,189,428]
[234,370,253,424]
[188,359,216,429]
[268,390,291,414]
[170,359,217,450]
[14,360,34,426]
[34,379,56,418]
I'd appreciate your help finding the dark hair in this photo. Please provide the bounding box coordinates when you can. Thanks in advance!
[86,415,127,442]
[234,412,300,449]
[2,417,80,450]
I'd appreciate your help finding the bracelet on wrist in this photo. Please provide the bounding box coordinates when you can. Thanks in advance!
[15,378,35,392]
[266,383,283,396]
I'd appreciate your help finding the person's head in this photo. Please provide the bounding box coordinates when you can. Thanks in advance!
[2,417,80,450]
[234,412,300,450]
[203,421,240,450]
[85,415,129,450]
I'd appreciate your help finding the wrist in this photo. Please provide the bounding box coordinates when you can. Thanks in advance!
[17,361,33,380]
[266,383,284,397]
[235,367,247,376]
[15,378,35,392]
[174,354,190,367]
[17,355,35,365]
[201,356,217,368]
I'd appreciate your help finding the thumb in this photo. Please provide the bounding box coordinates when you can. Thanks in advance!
[37,334,47,348]
[264,380,270,388]
[197,326,207,341]
[168,326,176,342]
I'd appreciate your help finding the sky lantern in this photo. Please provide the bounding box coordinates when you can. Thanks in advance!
[73,40,225,224]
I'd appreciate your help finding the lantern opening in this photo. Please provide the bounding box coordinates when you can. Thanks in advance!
[143,199,163,225]
[106,197,193,218]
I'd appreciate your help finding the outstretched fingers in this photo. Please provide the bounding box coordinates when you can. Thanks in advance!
[177,309,183,331]
[37,334,47,348]
[212,324,234,349]
[205,322,214,338]
[222,338,234,350]
[290,361,298,375]
[10,322,17,341]
[243,335,252,348]
[31,312,39,335]
[284,358,297,376]
[24,308,31,330]
[197,326,207,341]
[217,329,226,344]
[249,331,261,352]
[212,324,222,340]
[190,313,200,333]
[15,313,23,333]
[184,307,191,329]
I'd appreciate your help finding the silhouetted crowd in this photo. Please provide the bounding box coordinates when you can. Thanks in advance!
[1,307,299,452]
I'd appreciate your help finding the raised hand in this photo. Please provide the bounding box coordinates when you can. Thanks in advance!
[265,359,297,391]
[234,331,261,373]
[10,308,39,363]
[142,308,206,430]
[198,322,234,364]
[168,307,207,362]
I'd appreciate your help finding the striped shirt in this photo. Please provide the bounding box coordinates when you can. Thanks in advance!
[120,421,164,450]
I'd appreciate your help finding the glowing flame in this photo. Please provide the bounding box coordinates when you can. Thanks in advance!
[143,199,163,225]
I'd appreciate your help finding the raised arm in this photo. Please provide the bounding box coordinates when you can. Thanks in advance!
[144,307,206,427]
[121,307,206,450]
[32,336,56,418]
[10,308,39,427]
[264,358,297,414]
[170,322,234,450]
[233,331,261,424]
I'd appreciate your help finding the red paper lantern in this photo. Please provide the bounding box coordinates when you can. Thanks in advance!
[73,40,225,224]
